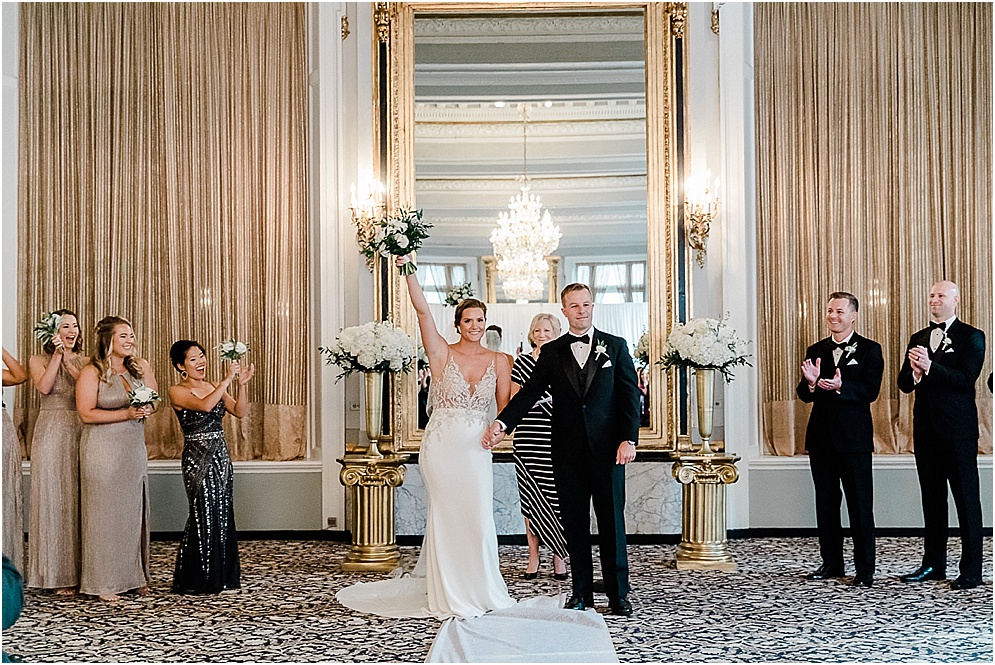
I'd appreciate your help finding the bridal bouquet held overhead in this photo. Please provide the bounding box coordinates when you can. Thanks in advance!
[659,315,752,454]
[357,207,432,276]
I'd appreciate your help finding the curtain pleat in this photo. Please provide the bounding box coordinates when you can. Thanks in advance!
[756,3,992,456]
[17,2,310,460]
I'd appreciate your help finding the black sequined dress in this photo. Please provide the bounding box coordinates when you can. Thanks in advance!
[172,400,240,594]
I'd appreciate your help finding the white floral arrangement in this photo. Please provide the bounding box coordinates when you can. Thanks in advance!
[634,330,650,367]
[359,207,433,276]
[659,315,752,382]
[129,385,161,409]
[444,282,475,307]
[319,320,417,381]
[217,338,250,361]
[34,311,63,347]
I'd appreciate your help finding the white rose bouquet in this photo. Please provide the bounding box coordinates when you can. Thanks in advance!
[634,330,650,367]
[359,207,432,276]
[129,385,161,410]
[319,320,417,381]
[444,282,475,307]
[34,311,63,347]
[659,315,752,382]
[217,338,250,361]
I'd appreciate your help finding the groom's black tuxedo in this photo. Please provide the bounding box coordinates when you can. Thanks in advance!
[897,318,986,579]
[497,329,641,603]
[796,333,883,578]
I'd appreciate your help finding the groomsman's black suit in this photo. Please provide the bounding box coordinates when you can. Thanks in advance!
[796,333,883,580]
[497,329,641,604]
[897,318,986,581]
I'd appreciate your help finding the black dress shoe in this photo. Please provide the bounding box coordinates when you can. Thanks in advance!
[900,565,946,583]
[552,572,569,581]
[564,595,593,610]
[949,576,982,590]
[609,596,633,617]
[805,564,845,580]
[851,576,873,588]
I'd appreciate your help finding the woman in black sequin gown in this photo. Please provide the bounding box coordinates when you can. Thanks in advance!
[168,341,255,594]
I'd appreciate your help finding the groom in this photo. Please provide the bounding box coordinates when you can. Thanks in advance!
[483,283,641,616]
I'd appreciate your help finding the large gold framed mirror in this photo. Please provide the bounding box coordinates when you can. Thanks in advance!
[382,2,680,452]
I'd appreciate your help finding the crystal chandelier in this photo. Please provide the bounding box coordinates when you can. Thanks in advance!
[489,104,561,303]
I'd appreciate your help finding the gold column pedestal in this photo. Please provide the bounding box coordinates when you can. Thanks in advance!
[672,453,740,571]
[338,450,409,572]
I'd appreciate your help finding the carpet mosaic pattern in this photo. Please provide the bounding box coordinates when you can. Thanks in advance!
[3,537,992,663]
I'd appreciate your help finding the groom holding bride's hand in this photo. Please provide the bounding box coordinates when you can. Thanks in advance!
[483,283,640,617]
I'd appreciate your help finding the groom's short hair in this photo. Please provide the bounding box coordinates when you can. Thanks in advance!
[560,283,592,306]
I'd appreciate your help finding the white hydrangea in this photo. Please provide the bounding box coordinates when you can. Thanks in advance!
[321,320,417,380]
[662,315,751,380]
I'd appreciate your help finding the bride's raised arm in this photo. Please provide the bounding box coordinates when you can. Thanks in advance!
[397,255,449,366]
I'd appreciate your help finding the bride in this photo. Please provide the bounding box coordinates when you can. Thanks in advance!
[336,255,517,620]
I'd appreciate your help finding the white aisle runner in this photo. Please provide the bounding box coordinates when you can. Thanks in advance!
[426,595,619,663]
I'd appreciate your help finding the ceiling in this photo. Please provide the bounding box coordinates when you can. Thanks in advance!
[412,12,648,261]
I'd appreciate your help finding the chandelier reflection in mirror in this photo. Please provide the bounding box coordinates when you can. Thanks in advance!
[489,103,561,303]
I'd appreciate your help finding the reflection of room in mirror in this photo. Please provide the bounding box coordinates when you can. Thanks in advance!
[412,11,648,305]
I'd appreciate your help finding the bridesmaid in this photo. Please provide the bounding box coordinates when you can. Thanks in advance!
[2,347,29,572]
[169,340,254,594]
[76,316,156,602]
[27,310,85,595]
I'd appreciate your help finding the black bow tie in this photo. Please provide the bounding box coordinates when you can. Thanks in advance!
[830,341,847,351]
[929,321,946,331]
[567,333,590,345]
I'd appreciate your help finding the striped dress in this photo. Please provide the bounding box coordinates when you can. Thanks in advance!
[511,353,568,560]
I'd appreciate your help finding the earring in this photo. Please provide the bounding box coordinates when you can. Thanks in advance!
[180,370,188,379]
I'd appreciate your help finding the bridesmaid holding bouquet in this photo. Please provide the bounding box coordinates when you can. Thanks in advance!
[27,310,86,595]
[76,316,157,602]
[169,340,254,594]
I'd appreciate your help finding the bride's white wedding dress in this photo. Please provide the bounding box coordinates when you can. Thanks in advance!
[337,354,516,620]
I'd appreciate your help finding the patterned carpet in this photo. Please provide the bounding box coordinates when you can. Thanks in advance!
[3,537,992,663]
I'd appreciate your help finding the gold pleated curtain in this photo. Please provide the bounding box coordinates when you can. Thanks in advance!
[756,3,992,456]
[17,2,310,460]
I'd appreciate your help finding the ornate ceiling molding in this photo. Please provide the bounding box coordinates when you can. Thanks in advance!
[415,175,646,192]
[414,118,646,139]
[413,15,644,44]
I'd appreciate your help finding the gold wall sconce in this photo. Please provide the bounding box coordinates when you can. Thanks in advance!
[684,172,719,268]
[350,180,386,270]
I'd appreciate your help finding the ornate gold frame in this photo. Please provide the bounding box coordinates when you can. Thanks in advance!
[382,2,681,452]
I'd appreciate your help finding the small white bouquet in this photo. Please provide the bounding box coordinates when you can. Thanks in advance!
[319,320,417,381]
[34,311,63,347]
[129,385,161,413]
[444,282,475,307]
[359,207,432,275]
[217,339,250,361]
[659,315,752,382]
[634,330,650,367]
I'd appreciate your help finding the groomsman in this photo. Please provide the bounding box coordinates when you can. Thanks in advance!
[897,280,986,590]
[797,292,883,587]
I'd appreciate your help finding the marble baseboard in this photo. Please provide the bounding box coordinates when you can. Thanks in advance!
[395,461,683,536]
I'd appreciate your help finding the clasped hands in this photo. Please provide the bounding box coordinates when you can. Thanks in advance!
[801,357,842,392]
[480,421,637,465]
[908,345,931,378]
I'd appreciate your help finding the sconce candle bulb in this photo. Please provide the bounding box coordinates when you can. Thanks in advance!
[684,172,720,268]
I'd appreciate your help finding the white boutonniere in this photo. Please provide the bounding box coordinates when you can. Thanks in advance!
[595,339,608,361]
[843,342,858,357]
[939,333,953,352]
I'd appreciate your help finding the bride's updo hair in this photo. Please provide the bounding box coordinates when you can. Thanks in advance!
[454,298,488,331]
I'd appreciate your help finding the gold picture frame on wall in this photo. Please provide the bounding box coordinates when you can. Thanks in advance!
[380,2,681,452]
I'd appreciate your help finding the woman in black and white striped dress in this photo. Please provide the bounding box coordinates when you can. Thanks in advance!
[511,313,568,580]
